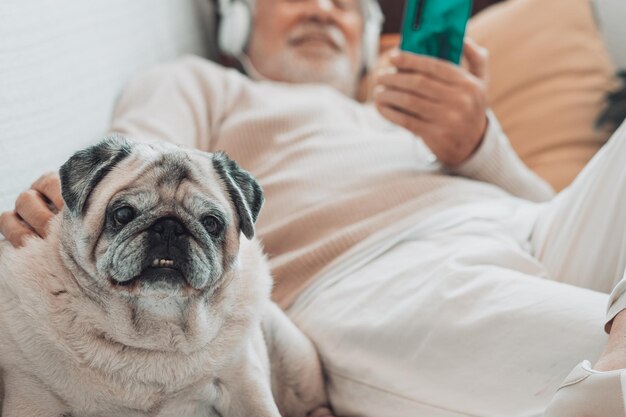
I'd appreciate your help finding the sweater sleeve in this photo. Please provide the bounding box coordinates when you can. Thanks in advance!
[448,111,555,202]
[110,55,241,151]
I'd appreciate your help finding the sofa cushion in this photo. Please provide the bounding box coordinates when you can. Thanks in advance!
[467,0,617,191]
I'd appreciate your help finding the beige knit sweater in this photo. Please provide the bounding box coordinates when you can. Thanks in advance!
[111,56,554,307]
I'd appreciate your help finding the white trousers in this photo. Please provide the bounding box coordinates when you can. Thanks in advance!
[287,122,626,417]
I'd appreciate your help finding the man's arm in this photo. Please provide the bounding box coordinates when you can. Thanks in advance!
[111,55,234,149]
[374,39,554,202]
[448,110,555,202]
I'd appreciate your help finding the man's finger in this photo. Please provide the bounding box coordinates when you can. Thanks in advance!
[375,102,433,137]
[31,172,64,212]
[14,190,55,237]
[0,211,36,247]
[377,103,455,162]
[389,49,466,85]
[462,38,489,81]
[376,71,455,102]
[374,88,441,121]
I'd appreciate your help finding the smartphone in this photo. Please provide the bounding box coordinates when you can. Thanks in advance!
[400,0,473,65]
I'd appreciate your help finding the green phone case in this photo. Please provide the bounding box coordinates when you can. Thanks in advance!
[400,0,472,65]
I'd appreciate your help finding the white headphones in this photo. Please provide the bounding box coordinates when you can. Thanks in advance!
[216,0,384,71]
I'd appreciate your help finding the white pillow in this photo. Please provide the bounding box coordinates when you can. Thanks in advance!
[467,0,618,191]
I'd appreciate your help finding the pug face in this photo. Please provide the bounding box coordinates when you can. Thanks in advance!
[58,136,264,303]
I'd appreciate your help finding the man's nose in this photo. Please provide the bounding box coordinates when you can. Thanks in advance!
[312,0,334,12]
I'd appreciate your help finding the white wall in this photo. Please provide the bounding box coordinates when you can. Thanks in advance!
[0,0,213,211]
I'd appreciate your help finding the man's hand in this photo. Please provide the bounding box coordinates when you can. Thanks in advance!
[374,38,490,167]
[0,172,63,247]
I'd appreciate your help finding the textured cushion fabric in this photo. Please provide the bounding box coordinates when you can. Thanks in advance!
[0,0,211,212]
[467,0,617,191]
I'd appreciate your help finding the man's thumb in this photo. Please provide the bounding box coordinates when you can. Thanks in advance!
[463,37,489,81]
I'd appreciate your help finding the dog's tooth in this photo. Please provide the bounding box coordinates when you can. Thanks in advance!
[151,258,175,267]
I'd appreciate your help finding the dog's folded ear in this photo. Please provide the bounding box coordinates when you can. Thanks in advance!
[212,152,264,240]
[60,135,134,216]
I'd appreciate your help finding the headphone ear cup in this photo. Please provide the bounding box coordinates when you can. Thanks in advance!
[360,0,384,72]
[218,0,252,57]
[362,20,379,71]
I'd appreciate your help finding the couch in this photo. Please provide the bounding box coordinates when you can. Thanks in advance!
[0,0,624,415]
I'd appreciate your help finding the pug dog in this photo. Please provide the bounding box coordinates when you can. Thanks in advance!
[0,136,332,417]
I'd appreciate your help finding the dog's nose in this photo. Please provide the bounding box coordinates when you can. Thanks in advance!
[151,217,188,237]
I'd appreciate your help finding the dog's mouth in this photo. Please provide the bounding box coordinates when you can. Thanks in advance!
[110,257,193,293]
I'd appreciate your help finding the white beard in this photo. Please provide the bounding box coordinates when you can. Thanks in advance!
[252,49,358,97]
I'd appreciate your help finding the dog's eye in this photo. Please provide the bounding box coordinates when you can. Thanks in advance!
[202,215,223,235]
[113,206,135,225]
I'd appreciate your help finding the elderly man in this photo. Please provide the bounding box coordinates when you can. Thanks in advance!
[1,0,626,415]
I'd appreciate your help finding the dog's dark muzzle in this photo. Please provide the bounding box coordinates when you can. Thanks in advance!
[112,216,194,289]
[141,217,191,281]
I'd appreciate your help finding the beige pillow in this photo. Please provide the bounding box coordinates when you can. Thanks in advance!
[467,0,617,190]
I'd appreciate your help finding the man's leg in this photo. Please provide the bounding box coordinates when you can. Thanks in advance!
[287,221,608,417]
[528,121,626,416]
[285,123,626,417]
[530,121,626,295]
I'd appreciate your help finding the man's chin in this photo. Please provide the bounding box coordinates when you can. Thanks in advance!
[292,42,340,59]
[250,51,358,97]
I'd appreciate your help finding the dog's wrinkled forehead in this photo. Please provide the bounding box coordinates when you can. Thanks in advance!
[151,151,192,187]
